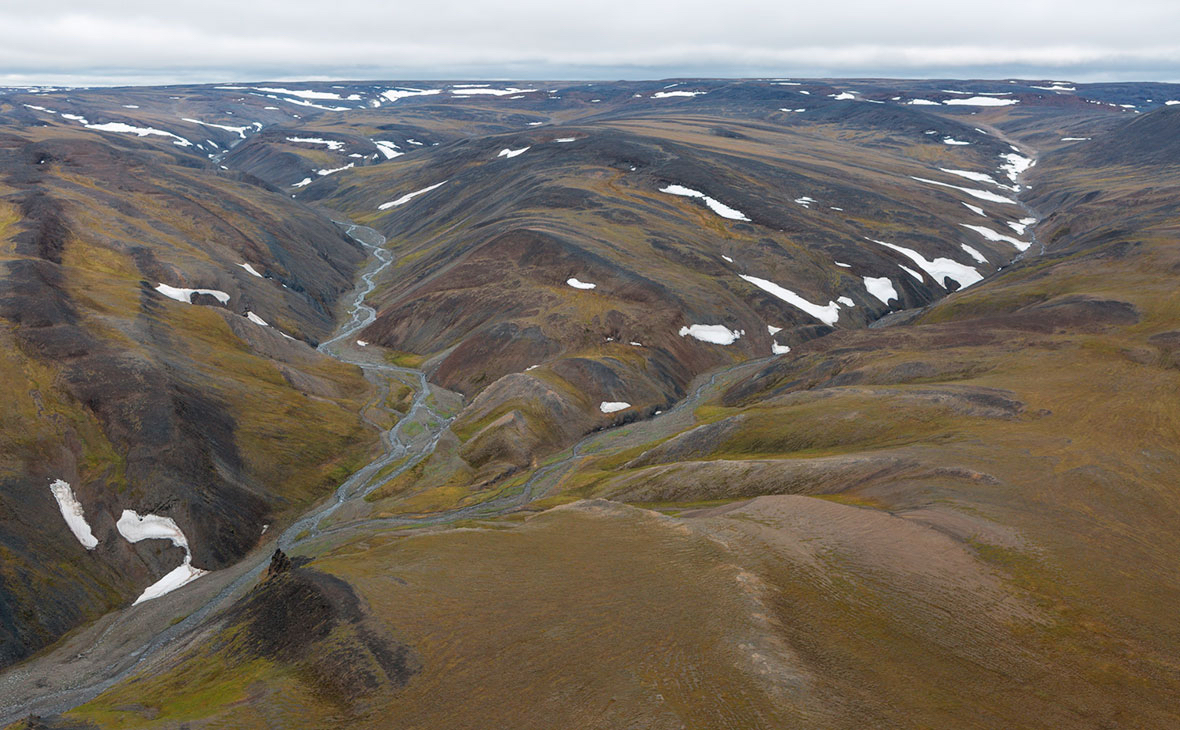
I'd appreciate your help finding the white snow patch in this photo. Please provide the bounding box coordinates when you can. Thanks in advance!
[659,185,749,221]
[372,140,402,159]
[357,340,368,347]
[154,283,230,304]
[999,152,1035,183]
[943,137,971,146]
[739,274,841,326]
[834,261,852,268]
[85,122,192,146]
[1060,137,1091,141]
[599,401,631,413]
[566,277,596,290]
[942,96,1019,106]
[122,104,140,109]
[497,146,530,159]
[722,255,734,263]
[184,118,249,138]
[245,311,268,326]
[830,92,857,100]
[117,510,206,605]
[962,202,987,217]
[869,239,982,289]
[49,479,98,550]
[961,223,1030,251]
[794,196,816,208]
[652,90,706,98]
[286,136,344,151]
[767,325,783,335]
[23,104,56,114]
[898,265,923,281]
[960,244,989,264]
[381,88,442,102]
[1007,217,1037,235]
[862,276,898,305]
[553,137,577,143]
[940,168,1011,189]
[772,341,791,355]
[907,99,941,105]
[837,296,855,307]
[378,180,448,209]
[911,176,1019,204]
[238,262,263,277]
[450,87,536,96]
[679,324,743,345]
[252,86,349,100]
[292,177,312,188]
[316,163,354,176]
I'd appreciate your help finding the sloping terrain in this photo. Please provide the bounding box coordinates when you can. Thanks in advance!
[2,79,1180,728]
[0,98,380,666]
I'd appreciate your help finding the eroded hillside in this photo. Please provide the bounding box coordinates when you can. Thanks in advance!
[3,78,1180,729]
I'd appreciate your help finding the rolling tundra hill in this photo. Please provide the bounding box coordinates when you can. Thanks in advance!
[2,77,1179,728]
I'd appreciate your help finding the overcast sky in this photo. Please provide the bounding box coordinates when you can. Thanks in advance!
[3,0,1179,86]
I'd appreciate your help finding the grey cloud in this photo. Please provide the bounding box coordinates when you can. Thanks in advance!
[1,0,1178,85]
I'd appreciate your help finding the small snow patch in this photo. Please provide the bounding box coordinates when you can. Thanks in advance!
[497,147,530,159]
[373,140,403,159]
[155,283,230,304]
[943,96,1019,107]
[600,401,631,413]
[960,244,989,264]
[566,277,596,290]
[245,311,268,326]
[660,185,749,221]
[862,276,898,305]
[961,223,1030,251]
[869,239,982,289]
[49,479,98,550]
[679,324,743,345]
[86,122,192,146]
[238,262,263,277]
[316,163,354,176]
[379,180,448,209]
[739,274,841,326]
[117,510,206,605]
[911,177,1018,205]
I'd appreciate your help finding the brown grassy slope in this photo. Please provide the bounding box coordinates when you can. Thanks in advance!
[0,118,378,666]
